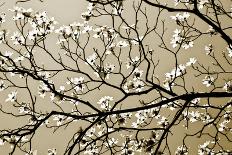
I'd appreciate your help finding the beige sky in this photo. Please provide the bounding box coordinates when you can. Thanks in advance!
[0,0,231,155]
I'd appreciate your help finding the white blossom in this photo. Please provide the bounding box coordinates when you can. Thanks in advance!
[25,150,37,155]
[117,40,128,47]
[227,45,232,57]
[97,96,113,110]
[11,31,25,45]
[202,75,214,87]
[198,0,209,9]
[182,40,193,49]
[223,81,232,92]
[205,44,213,55]
[67,77,85,91]
[175,145,188,155]
[86,53,97,65]
[53,115,65,126]
[82,25,92,33]
[5,91,17,102]
[171,12,190,22]
[186,57,197,66]
[0,80,5,91]
[86,127,96,137]
[0,13,6,24]
[0,30,6,44]
[47,148,57,155]
[126,56,140,69]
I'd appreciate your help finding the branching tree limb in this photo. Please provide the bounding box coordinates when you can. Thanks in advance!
[0,0,231,154]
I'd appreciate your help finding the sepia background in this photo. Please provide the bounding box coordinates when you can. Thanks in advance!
[0,0,231,154]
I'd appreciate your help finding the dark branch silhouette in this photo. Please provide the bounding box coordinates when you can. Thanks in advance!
[0,0,231,154]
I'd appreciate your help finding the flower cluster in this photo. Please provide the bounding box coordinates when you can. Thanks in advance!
[132,106,160,128]
[0,133,28,148]
[9,7,33,20]
[157,116,169,128]
[123,67,145,93]
[55,22,84,42]
[163,64,186,90]
[198,141,230,155]
[173,0,209,9]
[117,40,128,48]
[171,12,190,23]
[202,75,214,87]
[183,111,213,124]
[93,25,117,41]
[81,3,96,22]
[38,82,50,98]
[126,56,140,69]
[173,0,190,6]
[175,145,188,155]
[9,7,57,41]
[116,112,132,126]
[53,115,66,126]
[50,86,66,102]
[84,142,98,155]
[123,78,144,93]
[170,29,193,49]
[37,71,51,80]
[18,102,31,114]
[97,96,113,110]
[10,31,25,45]
[5,91,17,102]
[67,77,85,92]
[223,81,232,92]
[112,1,124,15]
[0,1,230,155]
[29,11,57,39]
[94,63,115,79]
[86,53,98,65]
[218,112,231,132]
[198,0,209,9]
